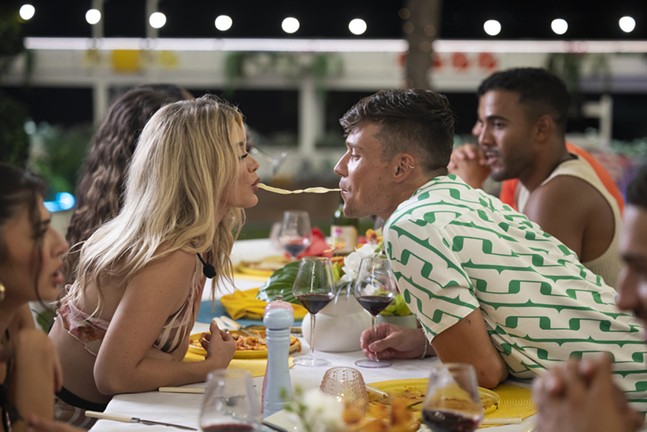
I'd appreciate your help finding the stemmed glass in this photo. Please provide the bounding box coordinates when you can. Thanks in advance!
[421,363,484,432]
[250,146,288,176]
[353,256,398,368]
[199,369,261,432]
[292,257,335,367]
[278,210,312,260]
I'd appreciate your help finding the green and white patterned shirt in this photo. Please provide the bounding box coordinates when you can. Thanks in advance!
[384,174,647,411]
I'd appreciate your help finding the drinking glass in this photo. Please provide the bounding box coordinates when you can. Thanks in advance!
[250,146,288,176]
[292,257,335,367]
[199,369,261,432]
[353,256,398,368]
[421,363,484,432]
[320,367,369,415]
[278,210,312,260]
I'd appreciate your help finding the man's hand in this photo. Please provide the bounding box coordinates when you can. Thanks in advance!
[359,323,430,360]
[447,143,490,189]
[532,355,643,432]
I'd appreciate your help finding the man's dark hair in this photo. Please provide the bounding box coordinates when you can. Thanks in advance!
[477,67,571,133]
[626,165,647,209]
[339,89,455,172]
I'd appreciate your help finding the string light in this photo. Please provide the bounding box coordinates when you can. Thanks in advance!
[19,4,35,21]
[348,18,367,35]
[619,16,636,33]
[149,12,166,30]
[85,9,101,26]
[215,15,233,32]
[281,17,300,34]
[551,18,568,35]
[483,19,501,36]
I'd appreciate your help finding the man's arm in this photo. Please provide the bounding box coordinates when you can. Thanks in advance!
[523,176,614,262]
[432,308,508,388]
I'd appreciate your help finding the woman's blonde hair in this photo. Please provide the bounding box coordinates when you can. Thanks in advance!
[64,94,245,312]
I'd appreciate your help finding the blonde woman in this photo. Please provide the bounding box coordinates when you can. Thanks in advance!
[49,95,260,426]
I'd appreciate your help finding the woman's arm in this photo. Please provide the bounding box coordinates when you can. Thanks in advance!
[13,329,61,432]
[94,250,235,395]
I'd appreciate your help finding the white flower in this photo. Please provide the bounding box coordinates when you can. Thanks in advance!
[340,243,380,283]
[285,388,345,432]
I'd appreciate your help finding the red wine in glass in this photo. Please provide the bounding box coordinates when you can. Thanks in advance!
[281,237,310,258]
[421,409,481,432]
[202,424,256,432]
[356,294,394,316]
[296,292,334,314]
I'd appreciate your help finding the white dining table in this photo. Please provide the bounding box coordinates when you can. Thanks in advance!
[90,239,536,432]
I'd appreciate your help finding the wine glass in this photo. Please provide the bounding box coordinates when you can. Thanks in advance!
[421,363,484,432]
[278,210,312,261]
[199,369,261,432]
[292,257,335,367]
[250,146,288,176]
[353,256,398,368]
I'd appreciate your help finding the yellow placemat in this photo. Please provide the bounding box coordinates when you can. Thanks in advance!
[183,352,294,377]
[220,287,307,320]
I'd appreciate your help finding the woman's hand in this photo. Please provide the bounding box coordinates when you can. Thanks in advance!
[202,320,236,366]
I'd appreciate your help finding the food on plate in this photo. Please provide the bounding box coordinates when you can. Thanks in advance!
[188,329,301,359]
[258,183,341,195]
[367,379,500,416]
[236,255,290,277]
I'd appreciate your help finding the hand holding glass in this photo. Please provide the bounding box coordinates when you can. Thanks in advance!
[353,256,398,368]
[278,210,312,260]
[421,363,484,432]
[292,257,335,367]
[199,369,261,432]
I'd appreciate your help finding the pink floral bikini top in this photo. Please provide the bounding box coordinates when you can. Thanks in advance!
[58,276,203,357]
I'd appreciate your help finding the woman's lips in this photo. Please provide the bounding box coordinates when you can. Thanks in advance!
[52,269,65,286]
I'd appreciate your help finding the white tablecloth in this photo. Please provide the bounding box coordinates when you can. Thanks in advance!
[90,239,536,432]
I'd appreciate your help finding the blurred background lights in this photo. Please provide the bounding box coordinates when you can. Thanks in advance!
[619,16,636,33]
[214,15,233,31]
[85,9,101,25]
[44,192,76,213]
[19,4,35,20]
[348,18,367,35]
[551,18,568,35]
[149,12,166,29]
[281,17,300,34]
[483,19,501,36]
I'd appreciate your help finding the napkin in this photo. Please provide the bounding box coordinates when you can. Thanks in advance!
[220,287,307,320]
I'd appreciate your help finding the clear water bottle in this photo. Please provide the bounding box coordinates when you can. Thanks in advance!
[261,296,295,417]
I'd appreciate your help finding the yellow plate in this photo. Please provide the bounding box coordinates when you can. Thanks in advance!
[235,256,290,278]
[188,330,301,360]
[368,378,500,415]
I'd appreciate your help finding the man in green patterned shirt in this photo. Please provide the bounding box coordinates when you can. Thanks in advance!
[333,89,647,413]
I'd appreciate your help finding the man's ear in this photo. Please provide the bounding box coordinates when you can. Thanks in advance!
[534,115,554,143]
[394,153,416,180]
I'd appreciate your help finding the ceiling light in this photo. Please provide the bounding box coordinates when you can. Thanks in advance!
[215,15,233,31]
[149,12,167,29]
[85,9,101,25]
[281,17,300,34]
[19,4,35,21]
[619,16,636,33]
[483,19,501,36]
[349,18,367,35]
[551,18,568,35]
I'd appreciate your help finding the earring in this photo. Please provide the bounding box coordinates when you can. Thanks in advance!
[0,283,5,302]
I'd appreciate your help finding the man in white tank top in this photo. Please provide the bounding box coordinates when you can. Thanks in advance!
[449,67,622,287]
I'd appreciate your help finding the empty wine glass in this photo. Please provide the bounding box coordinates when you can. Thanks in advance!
[250,146,288,176]
[278,210,312,260]
[421,363,484,432]
[199,369,261,432]
[292,257,335,367]
[353,256,398,368]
